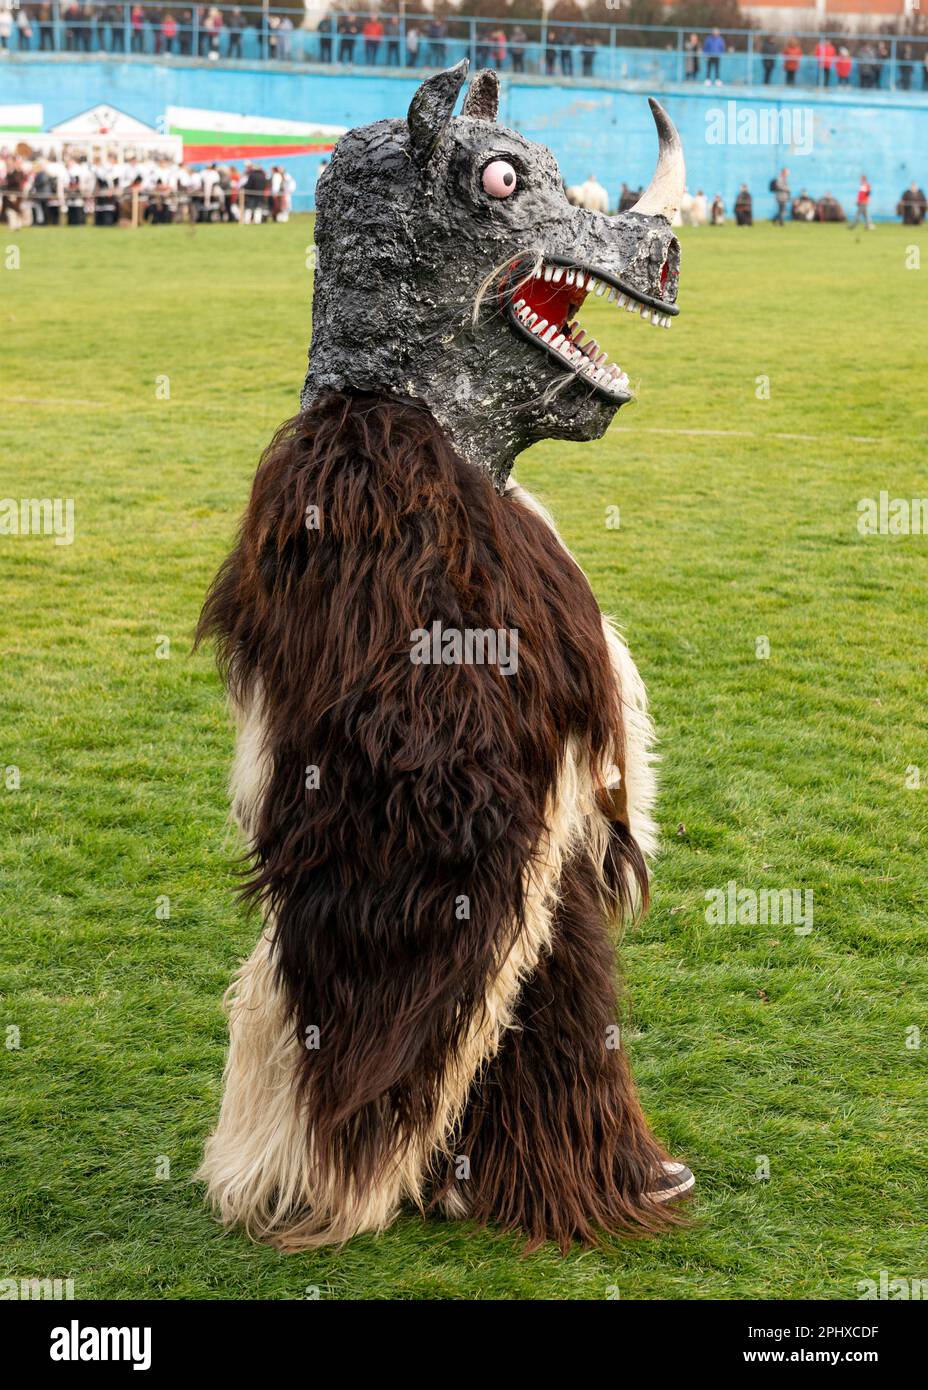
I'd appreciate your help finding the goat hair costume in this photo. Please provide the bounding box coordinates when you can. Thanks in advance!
[197,63,691,1251]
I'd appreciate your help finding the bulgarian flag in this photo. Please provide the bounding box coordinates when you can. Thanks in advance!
[165,106,346,163]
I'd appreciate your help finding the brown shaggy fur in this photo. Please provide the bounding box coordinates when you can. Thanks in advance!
[198,391,676,1246]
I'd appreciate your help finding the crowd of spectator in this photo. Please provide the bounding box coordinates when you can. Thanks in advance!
[2,6,927,92]
[684,28,928,90]
[0,145,297,225]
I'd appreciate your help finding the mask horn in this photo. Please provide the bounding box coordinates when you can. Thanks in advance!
[630,98,685,223]
[462,69,500,121]
[407,58,470,167]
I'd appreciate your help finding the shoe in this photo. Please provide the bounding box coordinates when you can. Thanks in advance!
[648,1160,695,1204]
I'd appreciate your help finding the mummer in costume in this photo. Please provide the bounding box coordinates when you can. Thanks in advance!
[197,61,693,1250]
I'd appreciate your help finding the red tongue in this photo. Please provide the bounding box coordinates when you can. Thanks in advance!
[516,274,588,329]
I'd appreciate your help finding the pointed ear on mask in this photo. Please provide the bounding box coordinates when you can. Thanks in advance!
[407,58,470,167]
[462,69,500,121]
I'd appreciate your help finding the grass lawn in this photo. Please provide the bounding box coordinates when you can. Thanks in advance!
[1,217,926,1301]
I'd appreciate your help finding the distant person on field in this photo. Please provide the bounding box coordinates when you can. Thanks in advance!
[406,23,420,66]
[835,47,852,86]
[710,193,725,225]
[703,28,724,85]
[734,184,752,226]
[772,167,790,225]
[690,189,708,225]
[849,173,873,230]
[898,182,927,225]
[793,190,816,221]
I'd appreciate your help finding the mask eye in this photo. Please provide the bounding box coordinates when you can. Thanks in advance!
[482,160,518,199]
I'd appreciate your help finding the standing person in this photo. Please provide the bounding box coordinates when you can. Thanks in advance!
[874,40,889,89]
[560,27,574,76]
[710,193,725,225]
[835,46,852,86]
[849,173,873,230]
[509,24,525,73]
[130,2,144,52]
[703,27,724,85]
[760,34,777,85]
[337,14,357,64]
[405,22,419,66]
[227,7,244,59]
[426,17,443,66]
[384,16,399,65]
[545,31,556,76]
[684,32,699,82]
[16,6,33,48]
[38,2,54,49]
[278,14,291,60]
[814,35,835,87]
[317,12,332,62]
[734,184,752,226]
[362,14,382,66]
[898,43,913,92]
[772,167,790,225]
[782,36,802,86]
[490,26,506,71]
[161,12,177,54]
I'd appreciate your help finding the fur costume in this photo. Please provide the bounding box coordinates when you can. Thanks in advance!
[197,63,689,1252]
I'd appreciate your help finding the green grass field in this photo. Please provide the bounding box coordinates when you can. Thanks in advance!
[1,219,926,1300]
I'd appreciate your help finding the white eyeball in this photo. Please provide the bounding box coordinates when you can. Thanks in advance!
[482,160,518,199]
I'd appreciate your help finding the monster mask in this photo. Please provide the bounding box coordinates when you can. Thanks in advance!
[301,61,685,491]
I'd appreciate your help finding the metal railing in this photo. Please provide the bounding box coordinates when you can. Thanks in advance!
[4,5,928,93]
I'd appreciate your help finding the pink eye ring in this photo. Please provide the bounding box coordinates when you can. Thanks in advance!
[482,160,518,199]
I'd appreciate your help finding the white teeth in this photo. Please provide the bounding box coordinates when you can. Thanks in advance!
[595,282,606,296]
[625,300,636,313]
[552,267,564,283]
[607,288,616,303]
[575,272,586,289]
[542,324,556,342]
[533,317,548,335]
[586,276,597,293]
[543,265,553,282]
[551,334,565,349]
[514,298,526,311]
[526,312,537,327]
[565,269,575,285]
[640,308,651,322]
[617,293,627,307]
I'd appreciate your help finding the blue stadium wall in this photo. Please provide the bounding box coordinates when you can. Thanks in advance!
[4,54,926,219]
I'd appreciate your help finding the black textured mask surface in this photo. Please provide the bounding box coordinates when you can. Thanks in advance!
[302,61,682,490]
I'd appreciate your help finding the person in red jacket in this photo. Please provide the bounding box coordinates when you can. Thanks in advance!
[362,16,383,65]
[849,173,873,230]
[814,37,836,86]
[835,47,852,85]
[782,38,803,86]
